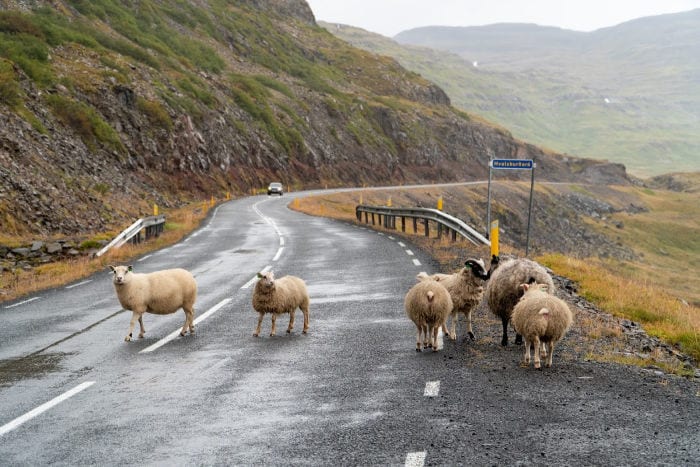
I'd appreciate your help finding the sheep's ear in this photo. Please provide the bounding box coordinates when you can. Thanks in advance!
[520,283,530,292]
[127,265,133,272]
[257,272,263,278]
[108,265,116,273]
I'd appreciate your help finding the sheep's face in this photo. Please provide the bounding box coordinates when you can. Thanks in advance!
[109,265,133,285]
[257,271,275,289]
[464,258,488,280]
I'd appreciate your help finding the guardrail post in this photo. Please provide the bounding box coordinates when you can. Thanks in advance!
[451,229,457,242]
[437,223,442,240]
[413,217,417,234]
[401,216,406,232]
[424,219,429,237]
[371,213,376,225]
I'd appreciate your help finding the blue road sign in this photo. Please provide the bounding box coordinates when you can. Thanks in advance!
[490,159,534,169]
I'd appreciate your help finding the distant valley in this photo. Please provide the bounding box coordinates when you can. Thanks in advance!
[322,9,700,177]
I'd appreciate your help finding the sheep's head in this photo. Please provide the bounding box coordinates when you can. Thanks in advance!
[256,271,275,288]
[464,258,488,280]
[109,265,133,285]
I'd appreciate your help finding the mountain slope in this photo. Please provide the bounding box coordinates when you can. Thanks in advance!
[0,0,629,238]
[324,10,700,177]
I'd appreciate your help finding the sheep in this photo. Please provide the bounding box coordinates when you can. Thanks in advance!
[511,282,573,369]
[109,265,197,342]
[485,257,555,346]
[417,258,489,341]
[404,278,453,352]
[252,270,309,337]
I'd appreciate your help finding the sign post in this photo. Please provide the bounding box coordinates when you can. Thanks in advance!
[487,158,536,256]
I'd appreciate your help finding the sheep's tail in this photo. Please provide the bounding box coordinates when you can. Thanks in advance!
[427,291,435,302]
[538,308,550,319]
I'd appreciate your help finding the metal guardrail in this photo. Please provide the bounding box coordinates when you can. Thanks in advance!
[95,215,166,257]
[355,205,490,247]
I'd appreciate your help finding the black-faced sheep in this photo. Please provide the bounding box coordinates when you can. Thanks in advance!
[511,282,573,369]
[109,265,197,342]
[404,278,453,352]
[417,258,489,341]
[252,271,310,337]
[485,257,555,346]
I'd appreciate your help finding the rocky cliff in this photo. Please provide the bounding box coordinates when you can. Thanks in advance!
[0,0,632,238]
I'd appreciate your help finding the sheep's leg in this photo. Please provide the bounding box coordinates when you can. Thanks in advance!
[270,313,277,337]
[415,324,422,352]
[253,313,264,337]
[500,317,509,346]
[523,338,531,366]
[545,342,555,368]
[423,323,431,348]
[540,341,548,360]
[180,307,194,337]
[514,332,523,345]
[432,325,440,352]
[287,309,295,334]
[449,313,457,340]
[301,302,310,334]
[125,311,143,342]
[466,310,475,340]
[533,336,542,369]
[138,316,146,339]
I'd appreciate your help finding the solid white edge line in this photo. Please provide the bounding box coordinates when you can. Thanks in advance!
[4,297,40,309]
[272,247,284,262]
[412,259,422,266]
[65,280,93,289]
[424,381,440,397]
[0,381,95,436]
[139,298,232,353]
[137,254,152,262]
[405,451,426,467]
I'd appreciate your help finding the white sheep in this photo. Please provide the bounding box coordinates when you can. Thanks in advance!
[404,278,453,352]
[417,258,489,341]
[485,257,555,346]
[109,265,197,342]
[511,282,573,369]
[252,271,310,337]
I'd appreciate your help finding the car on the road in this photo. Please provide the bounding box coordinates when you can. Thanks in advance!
[267,182,283,196]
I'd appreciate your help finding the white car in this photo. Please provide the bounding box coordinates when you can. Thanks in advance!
[267,182,283,196]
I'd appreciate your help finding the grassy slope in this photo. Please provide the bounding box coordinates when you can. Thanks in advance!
[323,12,700,177]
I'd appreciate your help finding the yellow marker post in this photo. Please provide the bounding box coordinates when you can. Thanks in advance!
[490,220,499,257]
[153,204,159,216]
[437,196,443,211]
[387,197,392,207]
[359,194,363,205]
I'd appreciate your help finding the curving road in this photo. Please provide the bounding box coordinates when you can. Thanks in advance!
[0,193,698,465]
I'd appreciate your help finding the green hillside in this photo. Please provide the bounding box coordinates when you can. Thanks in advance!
[323,10,700,177]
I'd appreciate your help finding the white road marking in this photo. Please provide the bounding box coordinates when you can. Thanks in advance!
[398,242,406,247]
[241,265,272,289]
[4,297,40,309]
[137,254,152,262]
[279,236,285,246]
[412,259,421,266]
[0,381,95,436]
[405,250,414,255]
[424,381,440,397]
[65,280,92,289]
[140,298,232,353]
[405,451,426,467]
[388,236,395,240]
[273,247,284,262]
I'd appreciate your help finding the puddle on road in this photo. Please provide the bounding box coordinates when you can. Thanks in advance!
[0,352,72,387]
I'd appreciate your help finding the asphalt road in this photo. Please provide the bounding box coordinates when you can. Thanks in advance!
[0,193,698,466]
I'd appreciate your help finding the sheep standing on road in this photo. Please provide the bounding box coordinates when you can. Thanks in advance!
[417,258,490,341]
[404,278,453,352]
[485,257,555,346]
[511,282,573,369]
[109,265,197,342]
[252,271,310,337]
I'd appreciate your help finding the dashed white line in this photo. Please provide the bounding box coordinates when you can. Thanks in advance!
[65,280,93,289]
[405,250,414,256]
[279,236,285,246]
[140,298,232,353]
[412,259,421,266]
[4,297,40,309]
[0,381,95,436]
[424,381,440,397]
[405,451,426,467]
[273,247,284,262]
[388,236,395,240]
[398,242,406,247]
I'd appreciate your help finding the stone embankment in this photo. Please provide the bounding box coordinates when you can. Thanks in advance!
[0,240,103,273]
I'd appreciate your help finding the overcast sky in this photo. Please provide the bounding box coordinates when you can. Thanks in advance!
[305,0,700,37]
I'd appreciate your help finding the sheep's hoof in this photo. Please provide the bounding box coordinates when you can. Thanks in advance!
[534,363,541,370]
[253,333,259,337]
[124,335,131,342]
[179,331,186,337]
[468,332,475,340]
[415,348,421,352]
[138,333,145,339]
[515,335,523,345]
[286,329,292,334]
[500,339,508,347]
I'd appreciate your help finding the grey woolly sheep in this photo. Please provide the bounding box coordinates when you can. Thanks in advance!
[485,257,555,346]
[404,278,453,352]
[511,282,573,369]
[109,265,197,342]
[252,271,310,337]
[417,258,489,341]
